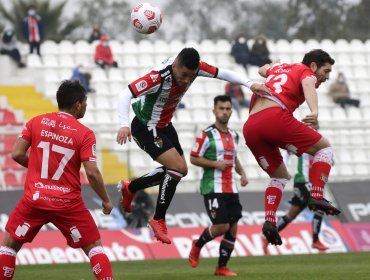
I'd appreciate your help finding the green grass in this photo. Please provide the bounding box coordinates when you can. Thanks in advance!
[14,252,370,280]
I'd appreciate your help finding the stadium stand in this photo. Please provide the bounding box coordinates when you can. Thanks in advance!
[1,38,370,191]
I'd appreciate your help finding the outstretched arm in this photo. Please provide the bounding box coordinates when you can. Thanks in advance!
[216,68,269,95]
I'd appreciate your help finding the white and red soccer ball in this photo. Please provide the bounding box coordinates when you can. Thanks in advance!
[131,3,162,34]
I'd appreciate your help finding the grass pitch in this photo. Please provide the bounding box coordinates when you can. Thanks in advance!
[14,252,370,280]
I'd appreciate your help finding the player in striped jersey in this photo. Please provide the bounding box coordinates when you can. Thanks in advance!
[116,48,267,244]
[188,95,248,276]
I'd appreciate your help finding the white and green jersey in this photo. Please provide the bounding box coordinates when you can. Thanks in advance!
[191,125,239,195]
[128,56,218,128]
[294,153,313,184]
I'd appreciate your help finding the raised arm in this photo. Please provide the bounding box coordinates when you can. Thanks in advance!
[216,68,269,95]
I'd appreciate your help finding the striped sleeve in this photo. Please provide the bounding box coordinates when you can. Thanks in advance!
[198,61,218,78]
[191,131,209,157]
[128,70,162,97]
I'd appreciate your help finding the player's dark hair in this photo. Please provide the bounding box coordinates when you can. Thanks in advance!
[56,80,86,109]
[177,48,200,70]
[302,49,335,68]
[214,95,232,107]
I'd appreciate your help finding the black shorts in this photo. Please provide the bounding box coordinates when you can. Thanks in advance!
[290,182,310,210]
[131,117,183,160]
[203,193,242,225]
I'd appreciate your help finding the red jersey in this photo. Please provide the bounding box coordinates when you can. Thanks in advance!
[20,112,96,210]
[264,63,317,113]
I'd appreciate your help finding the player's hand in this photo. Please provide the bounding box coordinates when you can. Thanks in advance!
[116,127,132,145]
[214,160,230,171]
[240,174,248,187]
[302,112,319,129]
[250,83,270,95]
[102,199,113,215]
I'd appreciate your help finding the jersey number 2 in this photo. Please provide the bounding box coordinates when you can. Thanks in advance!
[37,141,75,180]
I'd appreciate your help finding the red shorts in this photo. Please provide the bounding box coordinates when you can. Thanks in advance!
[243,107,322,175]
[5,199,100,248]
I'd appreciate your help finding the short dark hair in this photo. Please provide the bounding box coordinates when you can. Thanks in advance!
[176,48,200,70]
[302,49,335,68]
[214,95,232,107]
[56,80,86,109]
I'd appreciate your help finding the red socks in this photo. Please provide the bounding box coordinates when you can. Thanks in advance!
[265,179,286,225]
[310,148,333,200]
[0,246,16,280]
[89,246,113,280]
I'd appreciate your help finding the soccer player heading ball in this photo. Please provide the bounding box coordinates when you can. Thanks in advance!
[116,47,268,244]
[243,49,341,246]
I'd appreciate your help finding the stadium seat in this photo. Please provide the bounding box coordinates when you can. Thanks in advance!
[201,54,216,65]
[354,164,368,176]
[275,39,292,54]
[138,40,154,54]
[0,109,21,125]
[290,39,306,53]
[349,39,365,53]
[153,40,170,54]
[339,164,354,176]
[27,54,42,68]
[216,54,232,68]
[43,55,59,68]
[109,40,124,55]
[347,107,362,122]
[124,69,140,81]
[185,40,200,50]
[92,68,108,82]
[335,39,350,53]
[200,39,216,54]
[110,82,125,95]
[44,69,59,82]
[305,39,320,51]
[138,54,155,67]
[336,53,351,66]
[108,68,124,82]
[169,40,184,54]
[59,54,75,68]
[215,39,231,53]
[93,82,110,95]
[122,54,138,67]
[59,40,75,55]
[75,40,92,54]
[320,39,335,53]
[94,96,112,109]
[42,40,59,55]
[122,40,138,54]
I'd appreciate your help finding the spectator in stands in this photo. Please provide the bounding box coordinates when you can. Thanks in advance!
[124,190,155,229]
[328,72,360,109]
[88,24,102,43]
[71,66,94,93]
[0,26,26,68]
[21,5,43,56]
[250,34,272,67]
[225,82,249,117]
[230,33,251,69]
[94,35,118,69]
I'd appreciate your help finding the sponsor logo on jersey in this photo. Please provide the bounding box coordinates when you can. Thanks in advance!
[135,80,148,92]
[150,74,159,82]
[34,182,72,193]
[41,117,56,127]
[59,122,77,131]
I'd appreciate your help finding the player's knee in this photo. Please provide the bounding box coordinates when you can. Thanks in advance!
[215,223,230,234]
[171,163,188,176]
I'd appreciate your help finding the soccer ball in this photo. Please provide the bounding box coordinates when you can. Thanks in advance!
[131,3,162,34]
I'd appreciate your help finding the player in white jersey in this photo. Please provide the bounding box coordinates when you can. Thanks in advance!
[116,48,266,244]
[188,95,248,276]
